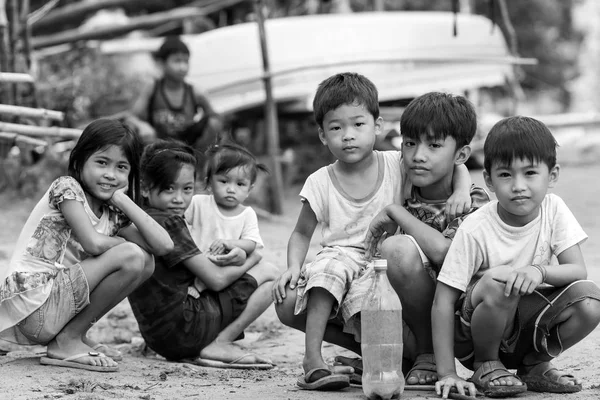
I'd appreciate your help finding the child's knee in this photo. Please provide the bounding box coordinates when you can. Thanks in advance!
[476,274,518,309]
[275,295,300,328]
[381,235,423,275]
[118,242,147,274]
[572,298,600,327]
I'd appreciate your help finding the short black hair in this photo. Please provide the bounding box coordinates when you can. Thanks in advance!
[312,72,379,128]
[204,141,268,187]
[155,36,190,61]
[400,92,477,149]
[483,116,558,173]
[140,139,197,193]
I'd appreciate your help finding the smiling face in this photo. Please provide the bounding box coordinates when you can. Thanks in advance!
[80,145,131,210]
[402,133,470,200]
[143,164,195,216]
[484,157,559,226]
[210,166,253,211]
[318,102,381,166]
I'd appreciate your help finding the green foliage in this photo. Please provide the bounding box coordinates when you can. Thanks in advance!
[35,46,144,127]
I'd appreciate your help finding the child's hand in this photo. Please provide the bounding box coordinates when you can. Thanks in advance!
[364,209,398,259]
[272,267,300,304]
[207,247,246,266]
[446,190,472,222]
[208,239,231,255]
[502,265,544,297]
[108,186,129,209]
[435,373,477,399]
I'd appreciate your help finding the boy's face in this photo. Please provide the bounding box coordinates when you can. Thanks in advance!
[162,52,189,81]
[402,134,470,193]
[318,103,381,165]
[483,158,559,226]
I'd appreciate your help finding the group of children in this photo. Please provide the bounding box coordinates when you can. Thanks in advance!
[1,65,599,399]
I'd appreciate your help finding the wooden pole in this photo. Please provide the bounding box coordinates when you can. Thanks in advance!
[0,121,81,138]
[0,104,64,121]
[31,3,239,49]
[0,72,33,82]
[254,0,284,215]
[0,131,48,147]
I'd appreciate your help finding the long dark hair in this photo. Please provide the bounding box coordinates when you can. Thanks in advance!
[68,118,143,203]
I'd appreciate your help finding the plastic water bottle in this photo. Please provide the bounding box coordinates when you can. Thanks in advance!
[361,259,405,400]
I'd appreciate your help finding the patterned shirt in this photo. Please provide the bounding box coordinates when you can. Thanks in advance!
[0,176,130,333]
[402,184,490,241]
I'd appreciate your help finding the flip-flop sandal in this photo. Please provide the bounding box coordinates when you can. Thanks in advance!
[334,356,363,385]
[517,361,582,393]
[191,353,274,370]
[406,353,438,385]
[40,351,118,372]
[93,343,123,361]
[296,367,350,391]
[469,360,527,398]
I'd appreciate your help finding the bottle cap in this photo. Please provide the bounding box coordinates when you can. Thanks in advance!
[373,259,387,270]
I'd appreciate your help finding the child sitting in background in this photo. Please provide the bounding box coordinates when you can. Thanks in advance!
[125,35,222,170]
[186,142,268,293]
[433,116,600,398]
[0,119,173,372]
[128,140,277,369]
[362,92,490,386]
[272,72,473,391]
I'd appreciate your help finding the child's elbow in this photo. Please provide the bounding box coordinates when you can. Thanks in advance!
[154,238,174,256]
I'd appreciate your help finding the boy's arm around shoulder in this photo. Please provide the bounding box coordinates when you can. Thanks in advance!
[272,201,318,303]
[111,191,174,256]
[446,164,472,221]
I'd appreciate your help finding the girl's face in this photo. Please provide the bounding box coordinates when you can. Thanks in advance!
[143,164,195,216]
[210,166,253,211]
[80,145,131,206]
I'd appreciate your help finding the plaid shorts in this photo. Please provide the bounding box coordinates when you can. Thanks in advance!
[294,247,370,322]
[146,273,258,361]
[454,279,600,370]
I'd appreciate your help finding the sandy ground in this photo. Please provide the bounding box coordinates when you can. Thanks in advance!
[2,166,600,400]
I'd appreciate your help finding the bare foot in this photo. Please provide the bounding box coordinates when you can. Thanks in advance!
[46,334,117,368]
[200,340,272,365]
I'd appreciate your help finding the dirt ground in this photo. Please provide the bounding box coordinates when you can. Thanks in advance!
[2,167,600,400]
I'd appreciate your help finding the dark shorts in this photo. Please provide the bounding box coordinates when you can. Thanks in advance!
[147,274,258,360]
[454,279,600,370]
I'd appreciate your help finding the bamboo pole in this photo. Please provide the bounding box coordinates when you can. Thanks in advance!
[0,131,48,147]
[31,0,145,30]
[0,104,64,121]
[0,72,33,82]
[0,121,81,138]
[0,0,15,106]
[254,0,284,215]
[31,0,245,49]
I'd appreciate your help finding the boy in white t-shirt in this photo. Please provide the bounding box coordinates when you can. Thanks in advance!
[432,116,600,398]
[271,72,473,391]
